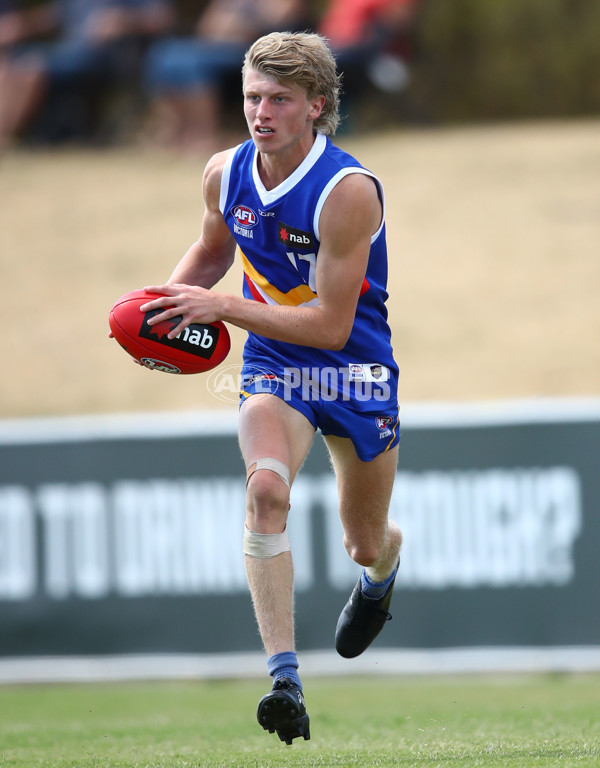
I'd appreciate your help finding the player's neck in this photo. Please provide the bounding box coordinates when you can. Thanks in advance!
[256,132,317,191]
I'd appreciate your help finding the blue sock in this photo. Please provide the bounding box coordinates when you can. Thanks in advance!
[361,565,398,600]
[267,651,301,688]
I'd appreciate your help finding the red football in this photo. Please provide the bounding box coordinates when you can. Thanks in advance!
[109,289,231,374]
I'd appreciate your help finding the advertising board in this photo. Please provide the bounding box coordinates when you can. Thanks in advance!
[0,400,598,670]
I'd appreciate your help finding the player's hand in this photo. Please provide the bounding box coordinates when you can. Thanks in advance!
[140,283,222,339]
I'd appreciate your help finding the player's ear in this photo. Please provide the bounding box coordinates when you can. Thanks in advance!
[309,95,326,121]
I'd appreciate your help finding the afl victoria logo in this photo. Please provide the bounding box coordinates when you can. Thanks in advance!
[231,205,258,228]
[375,416,394,431]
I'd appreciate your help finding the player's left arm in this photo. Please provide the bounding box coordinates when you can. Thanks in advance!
[311,171,382,348]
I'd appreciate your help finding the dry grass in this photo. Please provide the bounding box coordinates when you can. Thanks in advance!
[1,119,599,418]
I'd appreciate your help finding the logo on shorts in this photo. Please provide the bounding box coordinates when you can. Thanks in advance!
[239,371,284,401]
[375,415,395,438]
[348,363,390,383]
[245,372,279,385]
[278,222,314,249]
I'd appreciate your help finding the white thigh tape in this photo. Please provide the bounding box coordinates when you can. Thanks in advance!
[246,457,290,488]
[243,524,291,558]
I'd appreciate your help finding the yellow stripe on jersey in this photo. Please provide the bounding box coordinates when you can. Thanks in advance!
[240,250,318,306]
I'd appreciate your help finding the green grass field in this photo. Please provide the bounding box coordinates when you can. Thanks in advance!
[0,675,598,767]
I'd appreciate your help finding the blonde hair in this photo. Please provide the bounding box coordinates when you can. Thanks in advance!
[242,31,341,136]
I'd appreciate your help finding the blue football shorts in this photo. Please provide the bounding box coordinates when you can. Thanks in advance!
[239,363,400,462]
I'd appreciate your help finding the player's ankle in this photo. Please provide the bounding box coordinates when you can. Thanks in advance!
[361,563,398,599]
[267,651,302,688]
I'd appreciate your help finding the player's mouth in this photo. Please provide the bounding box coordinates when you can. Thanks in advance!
[256,126,274,135]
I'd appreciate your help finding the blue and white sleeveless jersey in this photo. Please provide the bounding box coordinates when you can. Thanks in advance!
[219,132,398,408]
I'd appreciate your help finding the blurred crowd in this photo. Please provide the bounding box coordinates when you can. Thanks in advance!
[0,0,421,151]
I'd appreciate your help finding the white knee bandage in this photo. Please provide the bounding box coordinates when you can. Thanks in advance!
[243,524,291,558]
[246,457,290,488]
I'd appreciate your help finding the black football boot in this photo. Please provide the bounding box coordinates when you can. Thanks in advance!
[335,565,398,658]
[256,678,310,745]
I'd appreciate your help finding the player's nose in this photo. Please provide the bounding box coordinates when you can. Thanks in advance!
[256,99,272,119]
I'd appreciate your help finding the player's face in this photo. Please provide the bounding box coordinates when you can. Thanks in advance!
[243,69,324,156]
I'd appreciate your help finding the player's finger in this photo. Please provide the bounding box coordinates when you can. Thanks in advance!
[139,296,176,312]
[167,318,190,339]
[143,283,175,294]
[141,285,176,304]
[145,306,181,324]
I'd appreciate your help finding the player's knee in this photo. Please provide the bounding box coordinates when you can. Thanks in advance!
[390,524,403,552]
[344,536,382,568]
[246,469,290,528]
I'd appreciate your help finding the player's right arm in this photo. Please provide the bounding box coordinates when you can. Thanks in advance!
[165,150,237,289]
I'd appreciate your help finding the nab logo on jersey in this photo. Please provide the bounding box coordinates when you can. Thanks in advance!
[278,222,315,250]
[231,205,258,228]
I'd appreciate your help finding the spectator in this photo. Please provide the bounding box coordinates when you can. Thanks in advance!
[0,0,174,147]
[319,0,420,119]
[143,0,310,152]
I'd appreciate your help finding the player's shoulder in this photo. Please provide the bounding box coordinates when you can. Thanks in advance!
[201,144,242,204]
[319,165,382,239]
[322,135,363,169]
[322,139,378,185]
[327,169,380,208]
[203,148,231,185]
[203,141,251,186]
